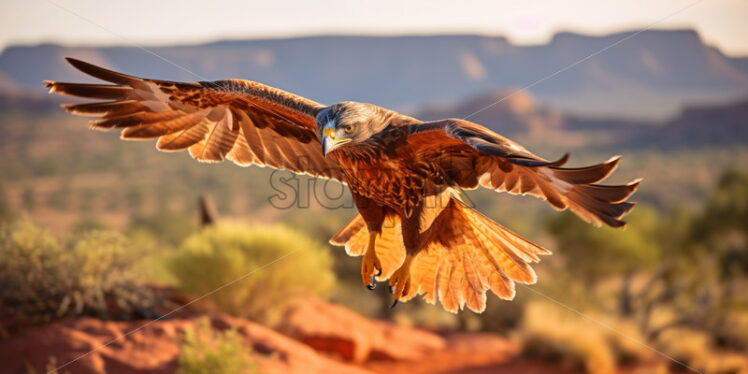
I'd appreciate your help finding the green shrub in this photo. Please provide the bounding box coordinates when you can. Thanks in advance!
[0,222,155,323]
[168,223,334,325]
[178,318,256,374]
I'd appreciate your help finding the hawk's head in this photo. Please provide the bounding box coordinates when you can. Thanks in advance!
[316,102,390,157]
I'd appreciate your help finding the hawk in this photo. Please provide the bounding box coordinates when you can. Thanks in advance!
[45,58,640,313]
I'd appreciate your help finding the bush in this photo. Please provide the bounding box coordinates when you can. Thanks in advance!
[178,318,256,374]
[0,222,156,324]
[168,223,334,326]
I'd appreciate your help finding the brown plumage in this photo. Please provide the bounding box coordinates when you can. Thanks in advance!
[46,58,640,313]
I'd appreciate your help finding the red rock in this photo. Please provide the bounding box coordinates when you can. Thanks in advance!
[279,298,446,363]
[363,332,521,374]
[0,314,371,374]
[0,297,530,374]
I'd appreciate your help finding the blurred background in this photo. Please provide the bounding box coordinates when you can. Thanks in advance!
[0,1,746,373]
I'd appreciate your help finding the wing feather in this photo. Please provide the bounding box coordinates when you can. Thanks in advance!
[199,108,239,162]
[62,100,148,117]
[157,118,212,151]
[46,82,132,99]
[45,57,342,180]
[405,119,639,228]
[226,127,259,166]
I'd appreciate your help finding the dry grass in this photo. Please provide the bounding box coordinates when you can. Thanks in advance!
[522,300,748,374]
[658,328,748,374]
[0,221,156,323]
[699,352,748,374]
[520,300,654,374]
[522,300,615,374]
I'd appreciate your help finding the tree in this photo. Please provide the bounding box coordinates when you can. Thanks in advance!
[22,186,37,211]
[692,169,748,281]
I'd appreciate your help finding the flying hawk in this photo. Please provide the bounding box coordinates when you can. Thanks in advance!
[45,58,640,313]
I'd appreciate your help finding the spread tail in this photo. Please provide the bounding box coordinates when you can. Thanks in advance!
[330,197,550,313]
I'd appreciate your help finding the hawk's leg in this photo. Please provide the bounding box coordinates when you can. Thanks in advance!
[361,232,382,289]
[389,253,413,307]
[389,201,425,307]
[352,192,387,290]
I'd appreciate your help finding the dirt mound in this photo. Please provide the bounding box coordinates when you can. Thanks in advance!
[0,314,369,374]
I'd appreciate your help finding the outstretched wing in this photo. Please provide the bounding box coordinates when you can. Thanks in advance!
[45,58,342,180]
[405,119,640,228]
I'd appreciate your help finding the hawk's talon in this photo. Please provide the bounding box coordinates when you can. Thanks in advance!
[391,299,398,308]
[388,254,414,305]
[360,233,382,289]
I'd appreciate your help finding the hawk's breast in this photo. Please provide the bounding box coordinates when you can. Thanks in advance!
[336,150,441,215]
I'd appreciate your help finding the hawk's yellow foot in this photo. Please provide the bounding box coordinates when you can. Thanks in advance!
[361,233,382,290]
[389,254,413,307]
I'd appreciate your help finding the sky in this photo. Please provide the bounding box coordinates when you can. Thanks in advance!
[1,0,747,56]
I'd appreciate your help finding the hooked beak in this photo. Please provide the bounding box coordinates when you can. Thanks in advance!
[321,126,351,157]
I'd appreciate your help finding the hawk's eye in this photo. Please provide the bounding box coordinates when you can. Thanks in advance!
[343,125,354,134]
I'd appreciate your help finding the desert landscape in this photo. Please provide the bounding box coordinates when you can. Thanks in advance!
[1,5,747,373]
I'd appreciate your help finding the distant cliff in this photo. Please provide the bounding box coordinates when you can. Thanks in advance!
[2,29,746,119]
[633,99,748,147]
[411,89,748,148]
[412,89,563,139]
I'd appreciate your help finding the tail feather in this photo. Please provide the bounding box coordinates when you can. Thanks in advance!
[330,197,550,313]
[405,199,545,312]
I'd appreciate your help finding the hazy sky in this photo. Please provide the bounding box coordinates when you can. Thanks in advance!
[1,0,747,55]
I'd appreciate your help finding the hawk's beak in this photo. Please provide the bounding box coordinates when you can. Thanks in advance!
[322,127,335,157]
[322,134,334,157]
[321,126,351,157]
